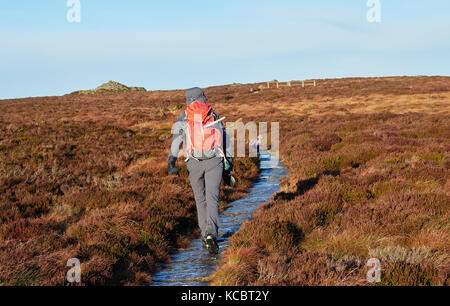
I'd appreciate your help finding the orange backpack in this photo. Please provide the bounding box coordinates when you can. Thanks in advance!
[185,101,223,160]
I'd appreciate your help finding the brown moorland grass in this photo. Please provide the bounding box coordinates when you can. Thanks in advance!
[207,76,450,286]
[0,76,449,285]
[0,90,259,285]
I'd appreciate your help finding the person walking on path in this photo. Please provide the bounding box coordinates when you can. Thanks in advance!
[168,87,234,255]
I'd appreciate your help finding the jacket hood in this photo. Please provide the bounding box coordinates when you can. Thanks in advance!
[186,87,207,106]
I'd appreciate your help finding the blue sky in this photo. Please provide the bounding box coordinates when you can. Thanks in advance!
[0,0,449,99]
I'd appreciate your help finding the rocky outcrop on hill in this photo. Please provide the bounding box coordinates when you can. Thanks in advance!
[71,81,146,95]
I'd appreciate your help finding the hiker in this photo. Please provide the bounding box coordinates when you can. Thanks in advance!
[168,87,234,254]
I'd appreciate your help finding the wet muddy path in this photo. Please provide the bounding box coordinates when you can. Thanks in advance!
[151,153,287,286]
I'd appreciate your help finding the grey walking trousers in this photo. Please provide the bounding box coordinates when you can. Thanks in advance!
[187,156,223,238]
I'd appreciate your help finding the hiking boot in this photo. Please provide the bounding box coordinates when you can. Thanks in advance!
[205,235,219,255]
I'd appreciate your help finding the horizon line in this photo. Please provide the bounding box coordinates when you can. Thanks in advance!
[1,74,449,102]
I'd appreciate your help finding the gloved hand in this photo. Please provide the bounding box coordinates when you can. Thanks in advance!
[224,157,234,173]
[168,156,179,175]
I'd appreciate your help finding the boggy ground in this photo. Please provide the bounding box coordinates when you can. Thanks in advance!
[0,76,449,286]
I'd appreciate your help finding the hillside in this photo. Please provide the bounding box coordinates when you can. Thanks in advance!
[209,76,450,286]
[0,85,259,285]
[0,76,449,285]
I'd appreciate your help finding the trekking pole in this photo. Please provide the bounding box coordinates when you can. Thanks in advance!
[204,117,226,128]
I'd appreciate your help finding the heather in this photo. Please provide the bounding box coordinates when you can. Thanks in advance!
[210,76,449,286]
[0,91,259,285]
[0,76,449,286]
